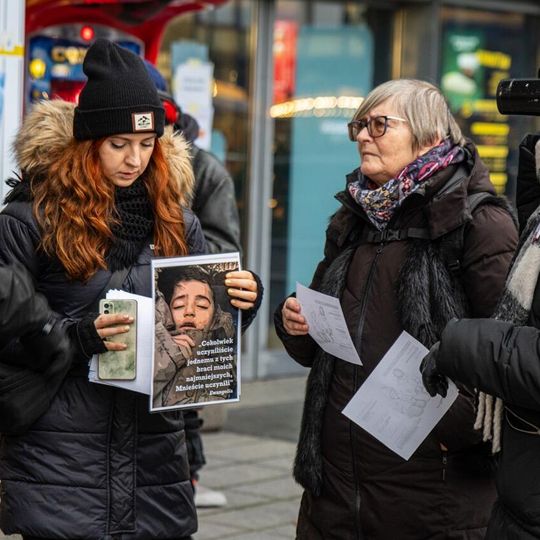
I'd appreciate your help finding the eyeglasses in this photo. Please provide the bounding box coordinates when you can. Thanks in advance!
[347,115,407,141]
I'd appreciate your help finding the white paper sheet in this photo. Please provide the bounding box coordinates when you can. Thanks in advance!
[342,331,458,460]
[89,290,153,395]
[296,282,362,365]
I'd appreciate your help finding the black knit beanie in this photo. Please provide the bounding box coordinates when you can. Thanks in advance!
[73,39,165,140]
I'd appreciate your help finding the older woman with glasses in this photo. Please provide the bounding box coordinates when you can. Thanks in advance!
[274,79,518,540]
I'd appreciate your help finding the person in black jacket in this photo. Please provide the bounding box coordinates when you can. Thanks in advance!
[275,79,518,540]
[0,39,261,540]
[144,60,243,508]
[144,59,242,255]
[421,133,540,540]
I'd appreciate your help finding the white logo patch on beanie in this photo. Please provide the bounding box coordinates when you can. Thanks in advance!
[132,112,155,132]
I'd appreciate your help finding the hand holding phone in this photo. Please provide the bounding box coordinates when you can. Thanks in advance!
[97,299,137,380]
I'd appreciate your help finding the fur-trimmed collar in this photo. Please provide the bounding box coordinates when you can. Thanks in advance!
[11,99,194,205]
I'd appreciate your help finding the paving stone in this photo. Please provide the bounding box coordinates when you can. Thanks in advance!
[229,376,307,409]
[234,476,303,500]
[217,530,291,540]
[204,439,296,463]
[267,524,298,538]
[198,462,288,490]
[256,455,295,472]
[202,432,264,451]
[193,519,249,540]
[202,499,299,531]
[197,487,270,514]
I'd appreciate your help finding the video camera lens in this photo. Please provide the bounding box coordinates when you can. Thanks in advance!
[497,78,540,116]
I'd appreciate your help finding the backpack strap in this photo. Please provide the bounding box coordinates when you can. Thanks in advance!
[361,227,430,243]
[439,191,495,278]
[89,265,133,312]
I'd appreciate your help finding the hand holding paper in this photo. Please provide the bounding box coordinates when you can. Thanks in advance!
[281,296,309,336]
[342,332,458,460]
[296,283,362,365]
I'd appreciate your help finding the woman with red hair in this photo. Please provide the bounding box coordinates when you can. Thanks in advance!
[0,39,260,540]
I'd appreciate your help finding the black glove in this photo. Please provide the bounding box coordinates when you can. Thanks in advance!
[419,342,448,398]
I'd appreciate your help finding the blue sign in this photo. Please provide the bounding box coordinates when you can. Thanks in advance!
[286,25,374,293]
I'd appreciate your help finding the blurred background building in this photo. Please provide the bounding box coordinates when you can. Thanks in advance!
[1,0,539,381]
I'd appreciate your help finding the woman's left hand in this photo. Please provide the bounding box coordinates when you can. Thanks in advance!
[225,271,258,310]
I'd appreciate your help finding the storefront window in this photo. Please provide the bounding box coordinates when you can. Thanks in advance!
[159,1,253,241]
[267,1,393,348]
[440,7,539,199]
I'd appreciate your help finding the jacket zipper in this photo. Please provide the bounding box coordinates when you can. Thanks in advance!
[351,243,384,539]
[351,366,363,540]
[441,449,448,481]
[355,244,384,351]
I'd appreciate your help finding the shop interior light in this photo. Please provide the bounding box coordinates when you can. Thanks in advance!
[80,25,95,42]
[269,95,364,118]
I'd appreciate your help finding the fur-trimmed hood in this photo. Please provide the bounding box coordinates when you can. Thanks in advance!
[11,99,194,205]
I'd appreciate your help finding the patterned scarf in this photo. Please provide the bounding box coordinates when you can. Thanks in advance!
[107,176,154,271]
[348,139,466,230]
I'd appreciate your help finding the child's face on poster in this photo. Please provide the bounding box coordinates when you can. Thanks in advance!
[170,279,215,333]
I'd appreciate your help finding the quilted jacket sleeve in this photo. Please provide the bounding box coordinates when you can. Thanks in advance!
[184,207,208,256]
[432,202,518,449]
[0,204,41,276]
[438,318,540,411]
[191,147,242,255]
[0,265,53,352]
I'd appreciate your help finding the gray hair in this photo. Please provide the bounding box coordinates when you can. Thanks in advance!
[352,79,465,151]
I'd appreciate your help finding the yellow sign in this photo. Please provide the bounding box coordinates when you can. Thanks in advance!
[51,46,87,65]
[0,45,24,57]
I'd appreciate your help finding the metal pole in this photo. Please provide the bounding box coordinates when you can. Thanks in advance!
[0,0,25,206]
[244,0,275,381]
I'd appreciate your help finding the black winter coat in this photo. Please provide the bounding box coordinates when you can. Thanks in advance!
[275,143,518,540]
[436,134,540,540]
[0,201,205,540]
[190,146,241,255]
[175,113,241,255]
[0,100,207,540]
[0,265,54,350]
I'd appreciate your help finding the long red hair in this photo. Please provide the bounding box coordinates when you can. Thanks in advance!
[32,138,188,281]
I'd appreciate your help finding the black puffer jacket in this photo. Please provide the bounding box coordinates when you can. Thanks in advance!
[176,111,241,256]
[190,146,241,255]
[0,264,56,349]
[0,100,206,540]
[436,134,540,540]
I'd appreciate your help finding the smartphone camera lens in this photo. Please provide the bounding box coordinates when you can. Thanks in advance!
[104,303,110,309]
[104,310,109,314]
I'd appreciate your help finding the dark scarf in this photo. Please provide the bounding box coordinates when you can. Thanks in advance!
[348,139,465,230]
[107,176,154,271]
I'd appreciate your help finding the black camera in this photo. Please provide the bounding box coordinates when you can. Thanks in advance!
[496,70,540,116]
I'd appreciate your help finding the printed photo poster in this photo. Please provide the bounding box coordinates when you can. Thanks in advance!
[151,252,241,412]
